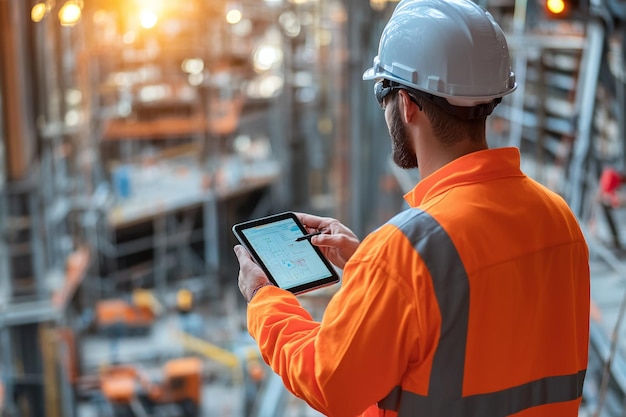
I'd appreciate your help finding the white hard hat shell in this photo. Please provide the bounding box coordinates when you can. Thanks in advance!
[363,0,516,107]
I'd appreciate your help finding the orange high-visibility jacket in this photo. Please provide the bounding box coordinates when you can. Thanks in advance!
[248,147,590,417]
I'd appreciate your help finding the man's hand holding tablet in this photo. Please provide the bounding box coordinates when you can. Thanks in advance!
[232,212,341,297]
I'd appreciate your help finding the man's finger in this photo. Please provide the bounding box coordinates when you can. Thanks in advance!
[312,233,341,247]
[234,245,250,260]
[295,212,325,229]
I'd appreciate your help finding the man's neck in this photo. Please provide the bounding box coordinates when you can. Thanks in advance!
[418,139,488,179]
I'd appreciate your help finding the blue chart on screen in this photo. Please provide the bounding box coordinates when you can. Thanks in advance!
[242,218,332,289]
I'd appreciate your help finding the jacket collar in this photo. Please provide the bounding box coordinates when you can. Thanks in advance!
[404,147,524,207]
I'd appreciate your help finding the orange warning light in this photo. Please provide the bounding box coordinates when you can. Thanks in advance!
[546,0,566,15]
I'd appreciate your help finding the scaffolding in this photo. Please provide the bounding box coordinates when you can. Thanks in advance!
[487,2,626,415]
[0,0,93,415]
[0,0,413,415]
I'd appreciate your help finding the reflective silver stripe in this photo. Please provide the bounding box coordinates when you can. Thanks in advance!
[381,209,585,416]
[389,209,469,397]
[385,370,586,416]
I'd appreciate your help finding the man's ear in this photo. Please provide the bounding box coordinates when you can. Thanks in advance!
[398,90,419,123]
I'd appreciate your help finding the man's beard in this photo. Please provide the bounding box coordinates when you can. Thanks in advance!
[389,102,418,169]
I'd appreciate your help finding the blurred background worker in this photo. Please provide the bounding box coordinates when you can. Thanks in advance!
[234,0,590,416]
[176,288,204,339]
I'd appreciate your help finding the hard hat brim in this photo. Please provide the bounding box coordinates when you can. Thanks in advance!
[363,66,517,107]
[362,67,378,81]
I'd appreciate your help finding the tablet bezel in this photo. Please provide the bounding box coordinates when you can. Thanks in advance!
[232,212,340,295]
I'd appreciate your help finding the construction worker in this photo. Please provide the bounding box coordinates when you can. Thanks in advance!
[176,288,203,339]
[234,0,590,416]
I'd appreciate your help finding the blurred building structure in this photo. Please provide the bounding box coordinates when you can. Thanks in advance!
[1,0,626,416]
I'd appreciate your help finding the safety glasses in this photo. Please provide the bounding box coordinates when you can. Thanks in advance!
[374,80,396,109]
[374,80,421,110]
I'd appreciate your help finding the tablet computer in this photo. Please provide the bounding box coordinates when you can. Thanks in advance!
[232,212,340,295]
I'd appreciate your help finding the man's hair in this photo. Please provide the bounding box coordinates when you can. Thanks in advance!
[413,94,487,146]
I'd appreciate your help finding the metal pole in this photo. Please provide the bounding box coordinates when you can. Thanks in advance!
[203,192,219,278]
[0,325,15,416]
[0,190,9,301]
[508,0,528,149]
[567,18,604,217]
[153,212,167,296]
[0,0,37,182]
[347,0,367,236]
[28,189,47,299]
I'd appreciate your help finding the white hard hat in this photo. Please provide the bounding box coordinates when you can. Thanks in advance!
[363,0,516,108]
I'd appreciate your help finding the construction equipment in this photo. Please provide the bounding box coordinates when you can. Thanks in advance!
[100,357,202,417]
[95,289,162,336]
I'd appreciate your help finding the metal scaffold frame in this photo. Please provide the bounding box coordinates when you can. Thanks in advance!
[573,2,626,415]
[487,4,626,415]
[0,0,94,415]
[0,30,8,415]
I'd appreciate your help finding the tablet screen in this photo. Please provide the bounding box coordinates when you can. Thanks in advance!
[233,212,339,294]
